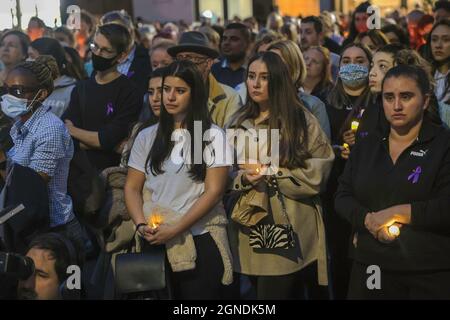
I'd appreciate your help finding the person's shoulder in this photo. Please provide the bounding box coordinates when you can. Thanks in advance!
[38,108,69,136]
[136,123,159,140]
[299,92,325,108]
[115,74,139,91]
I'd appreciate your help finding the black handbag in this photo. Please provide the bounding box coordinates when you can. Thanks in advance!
[249,177,296,249]
[115,234,167,295]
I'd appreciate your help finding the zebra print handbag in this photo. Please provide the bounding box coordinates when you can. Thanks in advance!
[249,178,295,249]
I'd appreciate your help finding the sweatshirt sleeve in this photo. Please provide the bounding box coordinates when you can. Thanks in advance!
[334,145,371,231]
[410,146,450,230]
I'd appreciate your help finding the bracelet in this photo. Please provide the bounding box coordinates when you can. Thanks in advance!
[135,223,147,233]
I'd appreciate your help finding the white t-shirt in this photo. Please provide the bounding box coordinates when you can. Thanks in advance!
[128,123,233,235]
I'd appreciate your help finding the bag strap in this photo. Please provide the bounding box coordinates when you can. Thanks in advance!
[270,176,293,227]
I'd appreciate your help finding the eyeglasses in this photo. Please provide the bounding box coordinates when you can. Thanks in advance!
[89,42,116,56]
[2,85,38,98]
[175,54,210,65]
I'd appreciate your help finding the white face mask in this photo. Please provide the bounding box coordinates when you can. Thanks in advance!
[0,90,41,119]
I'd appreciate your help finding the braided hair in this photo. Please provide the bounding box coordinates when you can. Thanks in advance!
[12,60,54,100]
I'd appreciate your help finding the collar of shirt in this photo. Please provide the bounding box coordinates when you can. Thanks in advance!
[221,58,247,71]
[11,105,51,139]
[117,45,136,75]
[380,117,442,145]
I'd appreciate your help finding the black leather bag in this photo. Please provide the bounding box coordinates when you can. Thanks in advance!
[115,236,166,294]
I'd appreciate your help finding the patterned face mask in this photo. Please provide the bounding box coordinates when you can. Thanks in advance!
[339,63,369,88]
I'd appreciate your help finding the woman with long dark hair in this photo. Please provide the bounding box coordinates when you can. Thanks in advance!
[227,52,334,299]
[335,65,450,299]
[125,60,234,299]
[323,42,372,299]
[429,19,450,126]
[327,43,373,148]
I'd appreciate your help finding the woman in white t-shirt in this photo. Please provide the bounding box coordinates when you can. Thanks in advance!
[124,60,234,299]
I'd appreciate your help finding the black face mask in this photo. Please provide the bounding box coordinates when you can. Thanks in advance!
[91,52,119,72]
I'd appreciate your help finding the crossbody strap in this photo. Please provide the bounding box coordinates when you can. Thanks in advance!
[270,175,293,227]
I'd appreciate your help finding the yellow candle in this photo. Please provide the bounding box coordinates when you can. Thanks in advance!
[388,224,400,236]
[148,213,163,229]
[351,120,360,131]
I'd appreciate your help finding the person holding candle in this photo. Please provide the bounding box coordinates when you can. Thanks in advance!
[226,52,334,299]
[322,42,372,299]
[335,64,450,299]
[124,60,234,300]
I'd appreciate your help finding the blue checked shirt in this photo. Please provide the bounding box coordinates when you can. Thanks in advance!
[8,105,75,227]
[117,45,136,78]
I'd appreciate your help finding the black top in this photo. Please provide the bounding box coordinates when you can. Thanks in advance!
[323,36,341,55]
[354,96,389,144]
[211,59,246,89]
[326,95,359,145]
[63,75,141,170]
[128,44,152,101]
[335,119,450,271]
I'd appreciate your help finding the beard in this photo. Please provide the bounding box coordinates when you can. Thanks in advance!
[225,51,247,63]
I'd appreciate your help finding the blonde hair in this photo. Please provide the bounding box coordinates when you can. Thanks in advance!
[267,40,306,88]
[306,46,333,90]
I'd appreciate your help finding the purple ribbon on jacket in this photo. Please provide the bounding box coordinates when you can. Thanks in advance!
[126,70,135,78]
[106,102,114,116]
[407,166,422,184]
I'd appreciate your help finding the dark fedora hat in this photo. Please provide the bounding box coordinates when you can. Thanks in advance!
[167,31,219,58]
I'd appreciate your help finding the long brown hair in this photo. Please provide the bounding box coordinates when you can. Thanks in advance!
[232,52,311,169]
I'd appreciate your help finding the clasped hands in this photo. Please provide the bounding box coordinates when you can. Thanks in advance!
[364,205,410,244]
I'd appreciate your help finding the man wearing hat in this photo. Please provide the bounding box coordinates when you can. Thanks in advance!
[168,31,242,128]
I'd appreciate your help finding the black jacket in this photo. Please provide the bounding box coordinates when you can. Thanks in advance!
[1,163,50,254]
[335,119,450,271]
[128,44,152,102]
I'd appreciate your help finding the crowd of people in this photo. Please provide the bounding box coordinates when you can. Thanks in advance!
[0,0,449,300]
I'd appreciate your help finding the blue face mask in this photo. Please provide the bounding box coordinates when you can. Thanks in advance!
[0,90,41,119]
[339,63,369,88]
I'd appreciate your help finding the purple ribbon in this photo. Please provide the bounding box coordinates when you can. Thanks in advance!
[106,102,114,116]
[126,70,135,78]
[407,166,422,184]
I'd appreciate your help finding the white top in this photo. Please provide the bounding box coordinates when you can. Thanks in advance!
[128,123,233,235]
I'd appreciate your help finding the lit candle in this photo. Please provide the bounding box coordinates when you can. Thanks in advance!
[148,213,163,229]
[255,167,260,174]
[351,120,360,132]
[388,224,400,237]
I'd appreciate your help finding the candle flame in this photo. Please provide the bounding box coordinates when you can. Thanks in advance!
[148,213,163,229]
[351,121,360,131]
[388,224,400,236]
